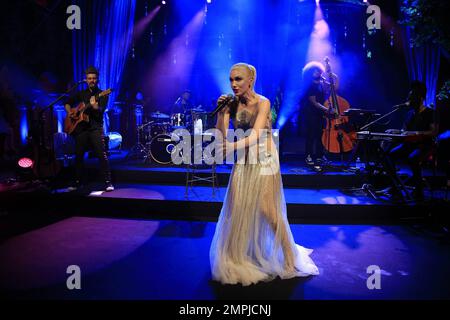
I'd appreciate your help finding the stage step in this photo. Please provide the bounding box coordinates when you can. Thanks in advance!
[54,152,446,190]
[2,182,447,224]
[75,162,392,189]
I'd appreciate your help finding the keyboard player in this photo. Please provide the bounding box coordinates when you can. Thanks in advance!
[387,81,437,199]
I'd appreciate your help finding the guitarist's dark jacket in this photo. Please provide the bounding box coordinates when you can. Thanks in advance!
[66,87,109,132]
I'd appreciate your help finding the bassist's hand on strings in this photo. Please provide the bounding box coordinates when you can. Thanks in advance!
[321,72,338,85]
[325,106,337,119]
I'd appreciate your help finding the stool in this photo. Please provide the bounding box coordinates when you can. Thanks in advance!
[184,133,219,198]
[185,162,218,198]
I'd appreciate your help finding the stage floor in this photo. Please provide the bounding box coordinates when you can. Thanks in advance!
[1,216,449,300]
[1,152,449,300]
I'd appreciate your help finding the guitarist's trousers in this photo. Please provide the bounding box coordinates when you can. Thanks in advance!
[75,128,112,183]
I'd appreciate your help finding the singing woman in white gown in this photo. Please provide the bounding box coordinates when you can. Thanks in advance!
[210,63,319,286]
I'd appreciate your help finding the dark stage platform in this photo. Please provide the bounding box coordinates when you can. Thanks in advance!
[0,150,448,225]
[1,151,449,301]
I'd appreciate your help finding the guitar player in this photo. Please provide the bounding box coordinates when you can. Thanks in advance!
[64,66,114,192]
[387,80,437,200]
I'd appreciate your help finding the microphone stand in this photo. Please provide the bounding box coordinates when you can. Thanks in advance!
[39,81,84,117]
[360,105,403,131]
[347,105,411,202]
[351,105,403,169]
[127,121,153,162]
[34,81,84,179]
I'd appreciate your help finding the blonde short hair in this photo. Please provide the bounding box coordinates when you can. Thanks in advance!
[231,63,257,88]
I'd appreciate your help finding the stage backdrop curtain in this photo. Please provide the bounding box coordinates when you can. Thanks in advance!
[403,26,441,107]
[72,0,136,133]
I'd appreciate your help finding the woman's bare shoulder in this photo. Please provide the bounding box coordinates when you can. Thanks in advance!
[257,94,269,103]
[256,95,270,111]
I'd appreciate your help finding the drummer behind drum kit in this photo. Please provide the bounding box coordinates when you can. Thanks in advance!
[128,107,212,164]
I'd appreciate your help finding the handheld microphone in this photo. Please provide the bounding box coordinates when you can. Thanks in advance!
[210,94,235,117]
[78,79,87,85]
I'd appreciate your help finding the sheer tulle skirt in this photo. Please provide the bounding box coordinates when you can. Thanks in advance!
[210,148,319,286]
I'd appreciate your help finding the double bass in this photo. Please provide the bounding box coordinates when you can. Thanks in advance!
[321,57,356,153]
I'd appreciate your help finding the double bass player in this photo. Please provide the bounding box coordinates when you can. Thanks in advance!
[298,58,354,166]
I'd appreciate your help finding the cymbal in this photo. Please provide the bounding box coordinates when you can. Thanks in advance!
[149,111,170,119]
[190,107,205,112]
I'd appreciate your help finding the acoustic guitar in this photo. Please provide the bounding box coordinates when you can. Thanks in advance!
[64,88,112,135]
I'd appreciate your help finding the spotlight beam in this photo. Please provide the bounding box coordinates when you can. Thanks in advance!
[144,9,206,110]
[133,6,161,42]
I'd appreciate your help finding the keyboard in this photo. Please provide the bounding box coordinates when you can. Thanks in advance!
[356,130,428,142]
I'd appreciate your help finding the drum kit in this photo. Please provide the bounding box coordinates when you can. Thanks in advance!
[128,107,212,164]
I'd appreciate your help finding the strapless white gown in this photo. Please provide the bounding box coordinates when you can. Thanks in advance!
[210,111,319,285]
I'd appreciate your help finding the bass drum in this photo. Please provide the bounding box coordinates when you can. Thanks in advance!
[149,134,180,164]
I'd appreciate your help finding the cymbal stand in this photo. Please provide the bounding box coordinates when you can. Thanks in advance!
[126,121,152,161]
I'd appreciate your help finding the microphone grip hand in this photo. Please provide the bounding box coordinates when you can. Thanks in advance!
[217,94,230,105]
[214,94,233,116]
